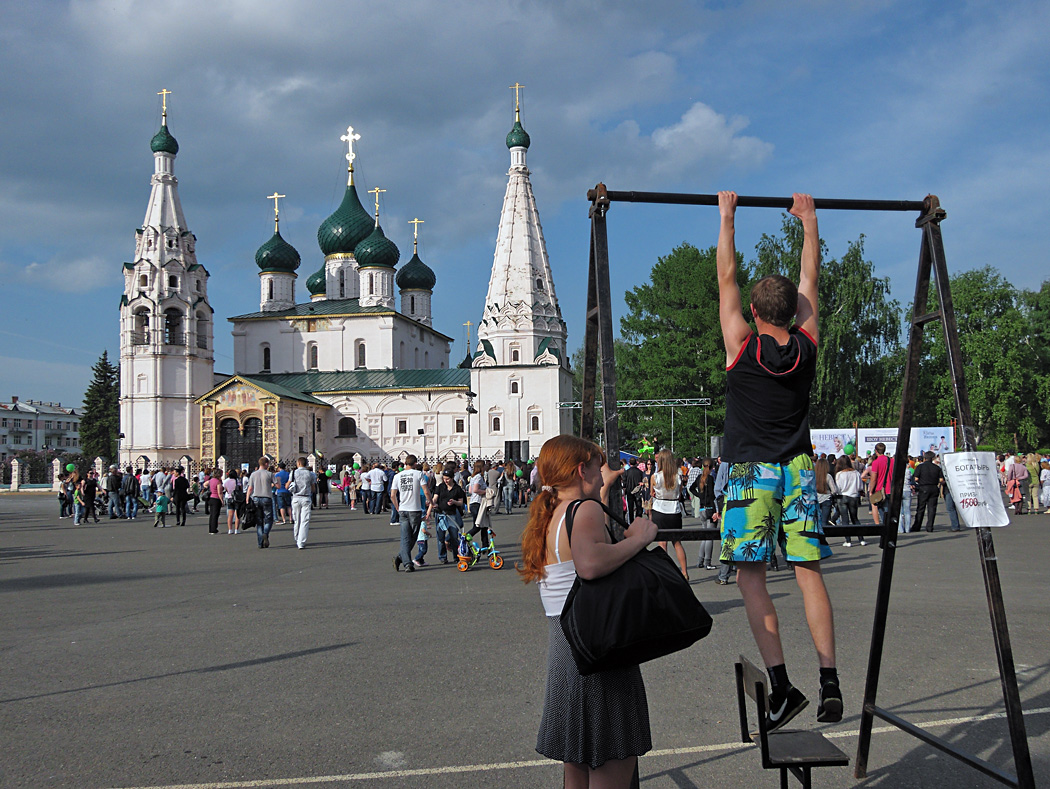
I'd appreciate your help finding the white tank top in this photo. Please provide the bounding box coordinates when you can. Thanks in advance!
[539,513,576,616]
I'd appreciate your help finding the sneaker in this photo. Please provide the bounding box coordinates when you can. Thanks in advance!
[404,564,415,573]
[766,686,808,732]
[717,579,729,585]
[859,540,867,546]
[393,555,402,571]
[841,541,852,547]
[262,536,269,548]
[706,565,717,570]
[817,681,843,723]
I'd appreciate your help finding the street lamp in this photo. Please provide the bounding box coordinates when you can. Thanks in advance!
[465,390,478,461]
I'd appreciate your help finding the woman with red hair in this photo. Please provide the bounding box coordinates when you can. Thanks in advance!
[520,435,658,788]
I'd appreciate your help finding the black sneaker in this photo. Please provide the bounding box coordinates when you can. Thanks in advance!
[817,681,843,723]
[393,555,402,572]
[766,686,808,732]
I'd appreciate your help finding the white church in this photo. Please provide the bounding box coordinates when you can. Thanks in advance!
[118,95,572,471]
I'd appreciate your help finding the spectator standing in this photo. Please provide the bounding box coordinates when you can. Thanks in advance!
[651,449,689,580]
[206,469,224,534]
[223,470,241,534]
[432,468,465,564]
[273,462,292,524]
[105,465,123,519]
[392,455,427,572]
[289,457,317,549]
[246,458,275,548]
[912,451,944,531]
[172,467,190,527]
[834,456,864,547]
[84,470,100,523]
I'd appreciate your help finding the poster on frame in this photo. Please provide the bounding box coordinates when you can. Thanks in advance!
[810,429,856,457]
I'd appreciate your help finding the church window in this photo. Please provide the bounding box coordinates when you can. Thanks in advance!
[337,417,357,437]
[196,312,209,350]
[531,415,540,432]
[536,278,543,291]
[455,418,465,433]
[492,416,502,433]
[512,349,520,362]
[168,275,178,289]
[339,270,345,298]
[134,310,150,344]
[137,374,147,393]
[308,344,319,370]
[511,381,519,394]
[164,309,183,345]
[299,436,305,453]
[424,351,429,367]
[410,295,415,313]
[195,280,201,292]
[262,346,271,371]
[357,342,366,368]
[368,273,374,296]
[139,274,148,288]
[268,280,274,300]
[397,420,408,435]
[414,348,420,367]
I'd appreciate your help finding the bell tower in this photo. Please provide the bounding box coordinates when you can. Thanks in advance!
[119,90,214,465]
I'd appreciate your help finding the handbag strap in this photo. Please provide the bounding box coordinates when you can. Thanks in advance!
[564,498,624,547]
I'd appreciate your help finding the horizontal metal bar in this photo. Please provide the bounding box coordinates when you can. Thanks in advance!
[912,311,943,326]
[559,398,713,409]
[654,525,889,542]
[600,190,927,213]
[873,707,1019,787]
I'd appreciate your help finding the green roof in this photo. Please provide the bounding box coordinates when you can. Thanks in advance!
[251,369,470,394]
[255,229,301,273]
[305,266,327,295]
[228,297,392,321]
[318,184,374,256]
[355,223,400,269]
[506,119,530,150]
[151,123,179,155]
[396,252,436,291]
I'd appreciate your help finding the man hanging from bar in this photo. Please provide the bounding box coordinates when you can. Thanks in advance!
[716,191,841,730]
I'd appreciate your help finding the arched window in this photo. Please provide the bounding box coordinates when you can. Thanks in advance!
[536,277,543,290]
[531,415,540,431]
[139,274,148,288]
[134,309,150,344]
[337,417,357,437]
[368,273,374,296]
[164,309,183,345]
[195,280,201,292]
[357,342,366,368]
[339,270,345,298]
[309,344,319,370]
[262,346,271,371]
[196,312,209,350]
[511,381,519,394]
[512,348,520,362]
[268,280,274,300]
[410,295,415,313]
[492,416,502,432]
[168,274,178,289]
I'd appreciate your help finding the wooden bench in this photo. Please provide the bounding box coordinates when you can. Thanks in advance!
[735,656,849,788]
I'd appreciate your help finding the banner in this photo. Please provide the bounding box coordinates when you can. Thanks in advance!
[909,427,954,456]
[941,451,1010,528]
[810,429,856,457]
[856,428,901,457]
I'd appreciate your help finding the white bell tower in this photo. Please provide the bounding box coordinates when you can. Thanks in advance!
[119,91,214,466]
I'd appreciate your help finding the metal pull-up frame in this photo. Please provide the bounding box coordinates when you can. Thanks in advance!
[583,183,1034,788]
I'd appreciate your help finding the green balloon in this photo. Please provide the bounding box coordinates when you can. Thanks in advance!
[515,469,523,477]
[461,453,468,459]
[65,463,76,472]
[844,443,855,455]
[353,462,360,469]
[325,469,334,477]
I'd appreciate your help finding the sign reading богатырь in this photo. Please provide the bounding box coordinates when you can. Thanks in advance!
[941,452,1010,529]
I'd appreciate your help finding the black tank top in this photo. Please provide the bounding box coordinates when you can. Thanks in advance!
[723,328,816,464]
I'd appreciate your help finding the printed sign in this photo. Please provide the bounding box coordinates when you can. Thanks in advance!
[241,463,250,473]
[909,427,954,456]
[941,451,1009,528]
[856,429,901,457]
[810,429,856,456]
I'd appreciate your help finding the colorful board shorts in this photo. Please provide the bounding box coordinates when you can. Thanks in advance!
[720,453,831,564]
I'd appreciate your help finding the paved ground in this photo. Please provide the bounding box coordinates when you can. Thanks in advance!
[2,493,1048,789]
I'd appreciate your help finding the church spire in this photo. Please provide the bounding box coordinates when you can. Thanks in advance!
[475,95,565,368]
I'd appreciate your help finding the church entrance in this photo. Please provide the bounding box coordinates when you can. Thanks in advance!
[219,417,263,471]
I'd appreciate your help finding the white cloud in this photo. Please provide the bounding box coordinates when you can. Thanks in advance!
[22,256,109,293]
[651,102,773,171]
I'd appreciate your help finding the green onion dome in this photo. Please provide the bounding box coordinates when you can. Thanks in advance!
[354,224,400,269]
[506,119,530,150]
[255,229,301,273]
[396,252,436,291]
[151,123,179,155]
[317,184,374,257]
[305,266,327,295]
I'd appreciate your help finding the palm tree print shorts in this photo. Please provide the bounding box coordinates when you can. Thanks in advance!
[720,453,831,563]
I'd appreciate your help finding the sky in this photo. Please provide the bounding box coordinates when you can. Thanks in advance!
[1,0,1047,408]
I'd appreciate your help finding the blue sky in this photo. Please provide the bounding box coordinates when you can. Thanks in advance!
[1,0,1047,407]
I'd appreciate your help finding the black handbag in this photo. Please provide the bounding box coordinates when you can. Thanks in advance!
[560,499,713,675]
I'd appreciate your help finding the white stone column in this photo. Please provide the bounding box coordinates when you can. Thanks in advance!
[94,457,105,478]
[52,459,63,492]
[10,459,20,491]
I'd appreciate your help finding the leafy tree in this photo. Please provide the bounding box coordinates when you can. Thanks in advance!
[80,351,120,462]
[616,242,747,457]
[916,268,1038,447]
[752,217,903,427]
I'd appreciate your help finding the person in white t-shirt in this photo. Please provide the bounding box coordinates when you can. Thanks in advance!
[392,455,428,572]
[368,465,386,515]
[288,457,317,549]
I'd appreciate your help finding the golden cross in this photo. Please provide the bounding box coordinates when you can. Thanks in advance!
[509,82,524,117]
[340,125,361,184]
[266,192,285,232]
[463,320,474,350]
[367,187,386,222]
[157,88,172,120]
[408,218,424,253]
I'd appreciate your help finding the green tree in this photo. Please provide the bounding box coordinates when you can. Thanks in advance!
[752,217,903,427]
[616,242,747,457]
[917,267,1037,447]
[80,351,120,462]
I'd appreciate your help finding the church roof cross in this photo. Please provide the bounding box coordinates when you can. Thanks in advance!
[367,187,386,225]
[267,192,285,232]
[340,125,362,185]
[509,82,524,120]
[408,217,424,253]
[157,88,172,123]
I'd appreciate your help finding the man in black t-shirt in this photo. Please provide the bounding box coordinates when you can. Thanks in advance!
[623,457,644,522]
[912,451,944,533]
[717,191,840,731]
[431,469,466,564]
[172,467,191,527]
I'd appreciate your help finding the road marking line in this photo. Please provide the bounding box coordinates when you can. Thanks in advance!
[113,706,1050,788]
